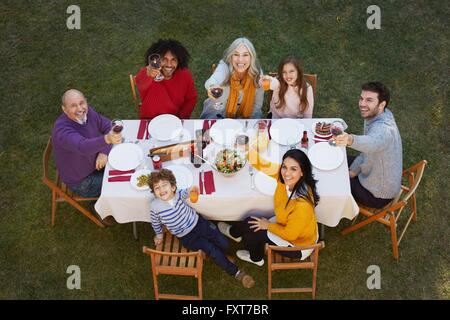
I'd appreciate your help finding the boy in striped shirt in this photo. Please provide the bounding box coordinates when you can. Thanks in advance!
[149,169,255,288]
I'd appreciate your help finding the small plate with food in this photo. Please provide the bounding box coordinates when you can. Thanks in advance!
[130,169,152,191]
[311,121,333,138]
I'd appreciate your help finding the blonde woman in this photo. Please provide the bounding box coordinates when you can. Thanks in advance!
[200,37,264,119]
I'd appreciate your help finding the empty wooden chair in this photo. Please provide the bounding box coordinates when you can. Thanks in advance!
[142,230,204,300]
[267,241,324,299]
[42,137,104,228]
[341,160,428,260]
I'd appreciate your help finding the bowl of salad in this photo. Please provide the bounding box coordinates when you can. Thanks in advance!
[212,148,247,177]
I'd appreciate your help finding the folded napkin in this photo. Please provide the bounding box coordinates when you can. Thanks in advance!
[199,171,204,194]
[137,119,148,139]
[108,175,132,182]
[109,169,135,176]
[209,119,217,127]
[204,170,216,195]
[202,119,210,131]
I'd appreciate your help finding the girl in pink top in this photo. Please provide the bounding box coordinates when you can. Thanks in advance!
[263,56,314,119]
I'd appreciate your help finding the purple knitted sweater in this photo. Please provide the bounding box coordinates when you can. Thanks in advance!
[51,106,112,187]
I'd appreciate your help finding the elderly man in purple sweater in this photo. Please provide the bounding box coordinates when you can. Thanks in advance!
[52,89,122,224]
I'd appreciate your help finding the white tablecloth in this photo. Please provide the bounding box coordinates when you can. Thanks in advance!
[95,119,359,227]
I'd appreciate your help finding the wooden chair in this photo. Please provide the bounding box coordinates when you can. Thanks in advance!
[129,74,141,115]
[267,241,324,299]
[341,160,428,260]
[142,230,204,300]
[42,137,104,228]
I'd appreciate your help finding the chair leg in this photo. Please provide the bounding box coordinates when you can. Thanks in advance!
[198,274,203,300]
[411,194,417,221]
[389,214,399,260]
[51,190,57,226]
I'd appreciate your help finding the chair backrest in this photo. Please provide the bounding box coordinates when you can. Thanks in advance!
[267,241,324,299]
[401,160,427,203]
[142,230,203,300]
[129,74,141,114]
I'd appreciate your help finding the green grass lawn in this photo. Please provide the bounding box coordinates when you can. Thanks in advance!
[1,0,449,300]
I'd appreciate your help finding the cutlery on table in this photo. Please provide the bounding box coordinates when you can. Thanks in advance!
[249,165,255,190]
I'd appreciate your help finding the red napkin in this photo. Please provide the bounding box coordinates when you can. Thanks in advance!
[204,170,216,194]
[109,169,135,176]
[202,120,210,131]
[137,119,148,139]
[210,120,217,127]
[108,175,132,182]
[199,171,204,194]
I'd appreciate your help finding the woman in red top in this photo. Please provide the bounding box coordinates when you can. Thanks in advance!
[135,39,198,119]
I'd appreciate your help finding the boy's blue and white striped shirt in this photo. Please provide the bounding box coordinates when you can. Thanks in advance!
[150,189,199,238]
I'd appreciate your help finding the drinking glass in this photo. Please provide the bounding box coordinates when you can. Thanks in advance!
[148,54,164,82]
[287,136,298,150]
[189,188,199,203]
[111,119,124,142]
[328,120,348,146]
[262,77,271,91]
[210,87,224,110]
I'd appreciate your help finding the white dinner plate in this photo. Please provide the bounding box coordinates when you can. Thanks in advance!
[108,143,144,171]
[269,119,304,145]
[308,142,344,171]
[254,171,277,196]
[165,165,194,190]
[209,118,243,146]
[130,169,152,191]
[148,114,183,141]
[311,120,333,138]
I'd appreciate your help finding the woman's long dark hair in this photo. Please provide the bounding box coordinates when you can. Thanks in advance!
[278,149,320,208]
[277,55,309,114]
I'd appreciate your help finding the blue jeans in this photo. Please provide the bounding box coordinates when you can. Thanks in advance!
[180,216,238,276]
[69,170,104,198]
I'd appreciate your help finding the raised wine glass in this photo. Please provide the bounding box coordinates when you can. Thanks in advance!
[111,119,124,142]
[148,53,164,82]
[328,120,347,146]
[210,87,224,110]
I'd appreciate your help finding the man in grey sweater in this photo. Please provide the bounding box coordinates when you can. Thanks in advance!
[336,81,402,208]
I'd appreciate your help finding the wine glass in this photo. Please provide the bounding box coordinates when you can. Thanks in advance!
[148,53,164,82]
[210,87,224,110]
[261,76,271,91]
[111,119,124,142]
[328,120,348,146]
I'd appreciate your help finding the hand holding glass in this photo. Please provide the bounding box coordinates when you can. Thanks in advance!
[210,87,224,110]
[111,119,124,143]
[148,54,164,82]
[328,120,348,146]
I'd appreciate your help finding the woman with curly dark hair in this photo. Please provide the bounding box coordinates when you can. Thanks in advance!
[218,148,320,266]
[135,39,198,119]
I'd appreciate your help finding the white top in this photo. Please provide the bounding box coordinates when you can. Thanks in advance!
[269,77,314,119]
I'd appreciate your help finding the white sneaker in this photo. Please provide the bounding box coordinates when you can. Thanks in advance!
[218,222,242,242]
[236,250,264,267]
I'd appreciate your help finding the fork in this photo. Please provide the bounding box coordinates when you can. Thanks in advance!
[248,165,255,190]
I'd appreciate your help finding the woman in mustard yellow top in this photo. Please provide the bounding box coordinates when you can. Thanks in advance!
[218,149,320,266]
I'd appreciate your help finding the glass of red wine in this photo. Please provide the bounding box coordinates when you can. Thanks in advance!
[210,87,224,110]
[328,120,347,146]
[148,53,164,82]
[111,119,124,142]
